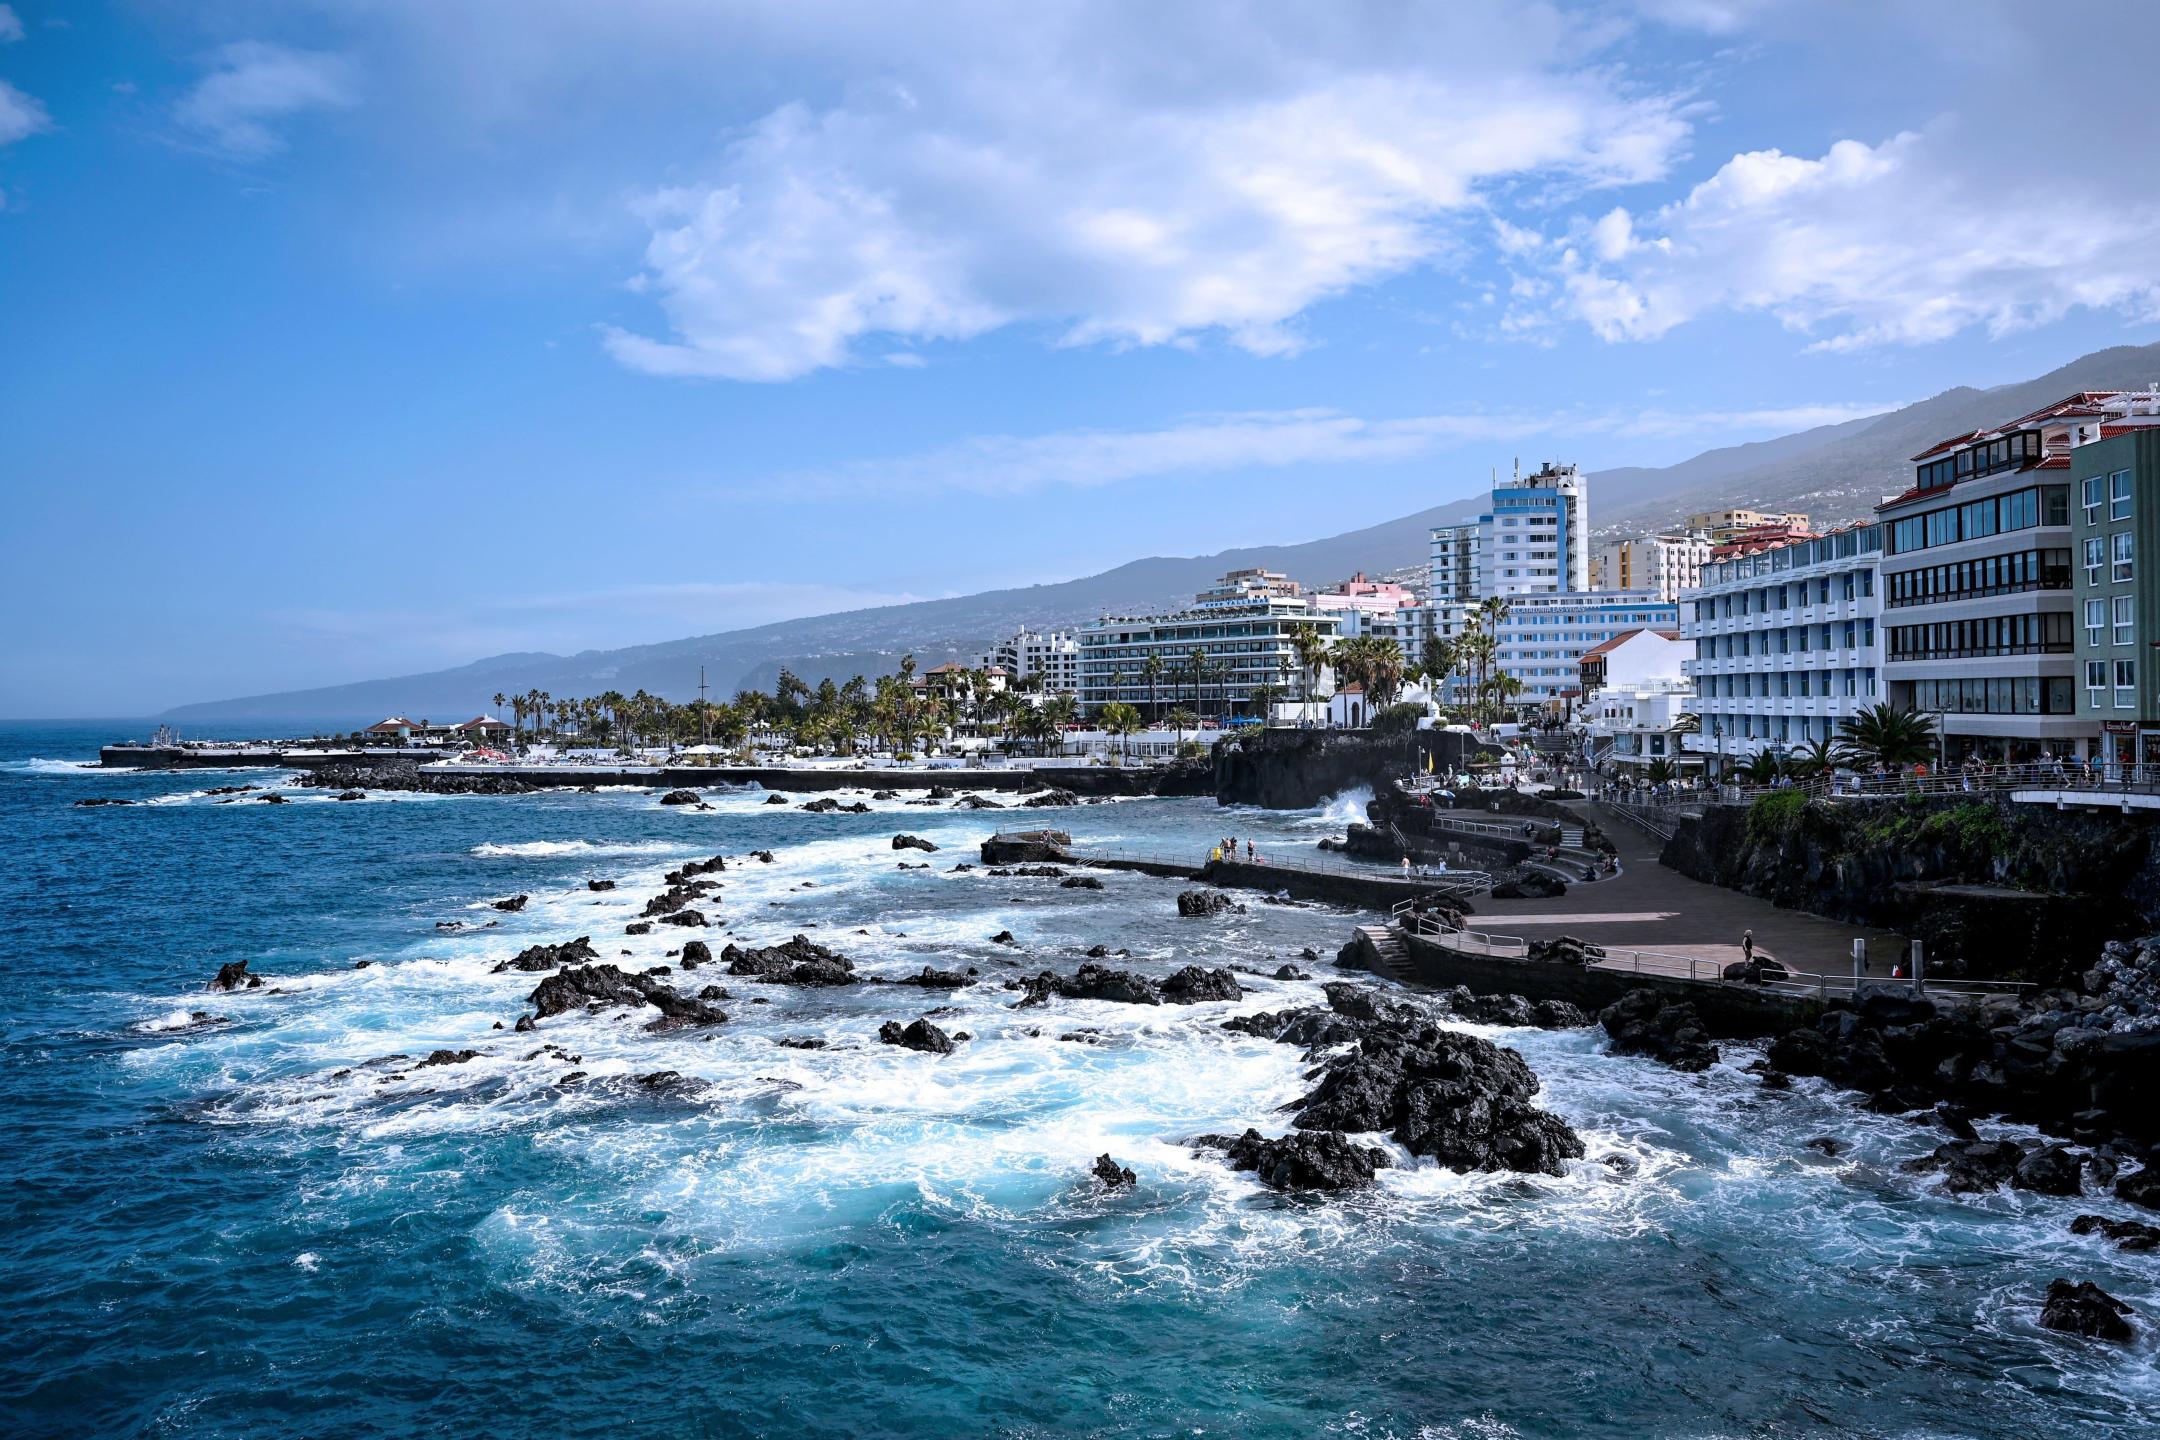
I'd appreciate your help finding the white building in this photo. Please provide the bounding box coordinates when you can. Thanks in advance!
[1077,572,1341,717]
[1682,523,1885,771]
[1586,686,1696,771]
[1591,531,1712,603]
[981,628,1080,694]
[1489,592,1679,708]
[1578,627,1688,697]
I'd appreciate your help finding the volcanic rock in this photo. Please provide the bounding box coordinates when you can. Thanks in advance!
[1091,1154,1137,1189]
[208,959,261,992]
[722,934,857,986]
[525,963,729,1030]
[490,894,529,913]
[878,1018,955,1054]
[659,789,700,806]
[2070,1214,2160,1250]
[1598,990,1719,1071]
[892,834,939,853]
[1158,965,1243,1004]
[1060,876,1105,890]
[1177,889,1239,917]
[2039,1278,2135,1340]
[492,936,601,973]
[1190,1128,1391,1192]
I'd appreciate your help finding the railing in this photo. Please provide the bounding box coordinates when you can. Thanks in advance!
[1595,761,2160,811]
[1066,843,1489,886]
[1386,899,2030,1004]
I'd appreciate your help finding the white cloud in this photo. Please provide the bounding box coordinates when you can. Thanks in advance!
[598,3,1690,380]
[174,42,356,160]
[0,78,47,145]
[0,6,23,44]
[759,400,1894,498]
[1541,128,2160,350]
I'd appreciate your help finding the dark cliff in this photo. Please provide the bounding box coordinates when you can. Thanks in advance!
[1212,730,1413,809]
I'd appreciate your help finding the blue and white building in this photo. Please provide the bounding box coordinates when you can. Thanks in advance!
[1681,523,1885,771]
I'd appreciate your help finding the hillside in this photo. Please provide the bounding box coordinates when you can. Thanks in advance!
[163,340,2160,726]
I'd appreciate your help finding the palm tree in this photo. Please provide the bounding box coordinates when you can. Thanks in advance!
[1364,637,1405,706]
[1788,735,1844,778]
[1738,750,1786,786]
[1291,623,1329,719]
[1141,653,1165,724]
[1837,703,1938,770]
[1643,757,1677,787]
[492,691,507,727]
[1164,706,1198,752]
[1098,701,1142,763]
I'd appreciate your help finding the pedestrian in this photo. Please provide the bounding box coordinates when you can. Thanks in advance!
[1244,839,1254,862]
[1401,856,1412,877]
[1742,929,1755,965]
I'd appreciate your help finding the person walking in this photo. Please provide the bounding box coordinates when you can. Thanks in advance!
[1741,929,1755,966]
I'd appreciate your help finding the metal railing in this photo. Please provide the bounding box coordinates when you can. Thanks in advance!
[1596,761,2160,811]
[1385,899,2031,1005]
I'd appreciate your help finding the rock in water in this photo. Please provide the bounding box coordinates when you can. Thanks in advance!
[1900,1138,2024,1193]
[416,1048,480,1068]
[1177,889,1238,917]
[1190,1128,1391,1192]
[1091,1154,1137,1189]
[658,789,700,806]
[208,959,261,992]
[891,834,939,853]
[2070,1215,2160,1251]
[2012,1144,2084,1197]
[2118,1166,2160,1211]
[1158,965,1243,1004]
[2039,1279,2136,1340]
[721,935,857,986]
[586,879,617,892]
[492,936,601,973]
[1598,990,1719,1071]
[525,964,728,1030]
[490,894,529,913]
[877,1018,955,1054]
[1015,963,1163,1007]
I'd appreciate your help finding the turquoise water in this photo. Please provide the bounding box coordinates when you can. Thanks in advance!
[2,720,2154,1438]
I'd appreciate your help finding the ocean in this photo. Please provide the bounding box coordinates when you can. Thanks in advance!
[2,719,2153,1438]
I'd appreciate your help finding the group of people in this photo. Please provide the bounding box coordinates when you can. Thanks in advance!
[1212,836,1260,864]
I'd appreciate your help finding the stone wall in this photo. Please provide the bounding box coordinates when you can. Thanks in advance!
[1660,795,2159,983]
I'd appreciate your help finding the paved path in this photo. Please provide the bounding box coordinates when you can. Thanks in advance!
[1460,801,1910,981]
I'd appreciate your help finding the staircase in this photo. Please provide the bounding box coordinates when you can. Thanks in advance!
[1559,826,1585,849]
[1353,923,1413,984]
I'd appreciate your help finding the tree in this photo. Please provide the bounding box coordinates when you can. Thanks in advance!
[1141,653,1166,723]
[1738,750,1786,786]
[1291,622,1330,718]
[1247,682,1284,723]
[1643,757,1678,787]
[1098,701,1142,762]
[1837,703,1938,770]
[1164,706,1197,751]
[1788,735,1844,778]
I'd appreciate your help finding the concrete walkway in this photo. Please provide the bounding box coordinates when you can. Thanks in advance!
[1460,800,1909,980]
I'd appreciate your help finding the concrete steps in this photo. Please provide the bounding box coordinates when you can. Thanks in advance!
[1354,924,1412,984]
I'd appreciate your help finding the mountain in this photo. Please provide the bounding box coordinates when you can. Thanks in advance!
[163,340,2160,727]
[162,494,1489,725]
[1595,342,2160,534]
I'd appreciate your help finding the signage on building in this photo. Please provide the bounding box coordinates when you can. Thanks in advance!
[2102,720,2139,734]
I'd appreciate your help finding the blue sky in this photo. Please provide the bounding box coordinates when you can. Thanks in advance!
[4,0,2159,715]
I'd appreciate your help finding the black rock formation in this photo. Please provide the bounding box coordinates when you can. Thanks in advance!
[722,935,857,986]
[492,936,601,973]
[1599,990,1720,1071]
[1190,1127,1390,1191]
[878,1018,955,1054]
[2039,1278,2135,1340]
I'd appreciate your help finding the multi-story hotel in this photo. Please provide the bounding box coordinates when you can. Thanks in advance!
[1684,508,1812,543]
[1877,396,2110,762]
[2066,394,2160,770]
[1681,523,1884,770]
[979,628,1080,695]
[1488,592,1679,706]
[1591,531,1712,602]
[1076,571,1340,716]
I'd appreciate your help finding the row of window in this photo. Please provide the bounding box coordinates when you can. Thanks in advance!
[2081,470,2135,524]
[1697,668,1877,699]
[1886,612,2073,661]
[2084,597,2138,647]
[1913,431,2044,491]
[2082,531,2135,584]
[1690,569,1873,622]
[1693,620,1875,659]
[1887,485,2068,555]
[1701,714,1848,744]
[2084,660,2140,711]
[1910,676,2078,716]
[1885,549,2070,608]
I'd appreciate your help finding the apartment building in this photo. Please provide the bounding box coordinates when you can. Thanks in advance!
[1685,508,1811,543]
[1488,591,1678,707]
[2068,401,2160,769]
[1591,531,1712,602]
[1681,523,1884,770]
[1878,396,2109,762]
[980,628,1080,695]
[1076,572,1339,716]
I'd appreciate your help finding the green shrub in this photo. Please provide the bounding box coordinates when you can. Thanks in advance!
[1746,788,1808,844]
[1369,702,1426,736]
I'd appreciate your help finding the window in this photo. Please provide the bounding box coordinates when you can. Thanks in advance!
[2116,659,2137,710]
[2085,661,2108,702]
[2087,536,2107,584]
[2115,530,2135,583]
[2116,595,2136,646]
[2085,475,2106,521]
[2088,598,2108,646]
[2112,469,2133,521]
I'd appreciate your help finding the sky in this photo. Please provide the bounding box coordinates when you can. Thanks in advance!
[5,0,2160,716]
